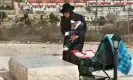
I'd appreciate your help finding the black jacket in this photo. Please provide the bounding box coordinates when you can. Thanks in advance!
[61,12,87,65]
[60,12,87,37]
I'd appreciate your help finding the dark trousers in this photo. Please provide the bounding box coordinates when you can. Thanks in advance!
[62,36,85,66]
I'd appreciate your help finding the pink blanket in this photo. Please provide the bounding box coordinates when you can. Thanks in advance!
[72,50,95,59]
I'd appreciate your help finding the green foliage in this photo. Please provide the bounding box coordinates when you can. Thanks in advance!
[85,6,91,13]
[85,31,103,42]
[106,13,116,24]
[64,0,69,3]
[24,13,28,18]
[25,19,31,26]
[97,16,107,26]
[100,27,116,34]
[14,0,23,2]
[49,13,60,24]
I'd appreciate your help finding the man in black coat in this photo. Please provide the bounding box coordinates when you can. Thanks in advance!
[60,3,87,66]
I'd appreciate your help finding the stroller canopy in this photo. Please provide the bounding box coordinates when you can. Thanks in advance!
[104,34,132,75]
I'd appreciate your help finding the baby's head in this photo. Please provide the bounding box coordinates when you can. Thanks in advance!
[71,20,76,28]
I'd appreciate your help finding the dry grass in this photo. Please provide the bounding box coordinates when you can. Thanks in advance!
[1,15,133,43]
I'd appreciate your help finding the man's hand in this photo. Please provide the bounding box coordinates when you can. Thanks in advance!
[70,34,78,41]
[65,32,69,36]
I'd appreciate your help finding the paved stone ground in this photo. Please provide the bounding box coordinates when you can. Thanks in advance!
[57,55,133,80]
[0,57,13,80]
[0,43,99,56]
[0,56,133,80]
[0,43,132,80]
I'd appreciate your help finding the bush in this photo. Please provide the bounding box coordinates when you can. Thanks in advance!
[49,13,60,24]
[0,30,10,41]
[24,13,29,20]
[129,19,133,33]
[98,16,107,26]
[0,12,7,20]
[90,19,97,25]
[130,23,133,33]
[25,19,31,26]
[85,6,91,13]
[0,5,13,10]
[106,13,116,24]
[100,23,129,35]
[100,27,116,34]
[117,20,133,34]
[85,30,103,42]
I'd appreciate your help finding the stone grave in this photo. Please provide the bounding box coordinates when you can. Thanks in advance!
[9,56,79,80]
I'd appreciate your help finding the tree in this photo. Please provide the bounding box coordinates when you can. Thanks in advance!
[64,0,69,3]
[37,0,42,3]
[85,0,91,13]
[12,0,23,22]
[11,0,14,9]
[85,6,91,13]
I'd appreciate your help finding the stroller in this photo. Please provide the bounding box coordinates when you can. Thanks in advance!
[78,34,132,80]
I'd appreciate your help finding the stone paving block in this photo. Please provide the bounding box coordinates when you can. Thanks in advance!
[0,77,4,80]
[9,56,79,80]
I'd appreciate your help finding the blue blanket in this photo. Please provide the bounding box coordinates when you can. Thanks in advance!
[105,34,132,75]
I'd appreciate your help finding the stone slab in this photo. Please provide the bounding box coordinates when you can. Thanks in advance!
[8,56,79,80]
[0,77,4,80]
[0,57,10,71]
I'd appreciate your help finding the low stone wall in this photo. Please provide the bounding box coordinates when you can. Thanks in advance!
[9,56,79,80]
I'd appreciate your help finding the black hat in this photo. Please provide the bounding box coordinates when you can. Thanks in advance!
[60,3,74,13]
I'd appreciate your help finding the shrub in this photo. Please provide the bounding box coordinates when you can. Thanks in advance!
[85,30,103,42]
[24,13,29,20]
[0,30,10,41]
[0,12,7,20]
[25,19,31,26]
[85,6,91,13]
[100,27,116,34]
[49,13,60,24]
[90,19,97,25]
[129,23,133,33]
[117,20,133,34]
[129,19,133,33]
[98,16,107,26]
[106,13,116,24]
[101,23,129,35]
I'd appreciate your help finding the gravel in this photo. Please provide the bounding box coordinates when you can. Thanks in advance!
[0,42,99,56]
[0,42,132,80]
[0,42,132,57]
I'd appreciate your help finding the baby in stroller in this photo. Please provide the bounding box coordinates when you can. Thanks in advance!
[72,49,95,59]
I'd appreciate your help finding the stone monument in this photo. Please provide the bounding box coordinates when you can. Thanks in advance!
[9,55,79,80]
